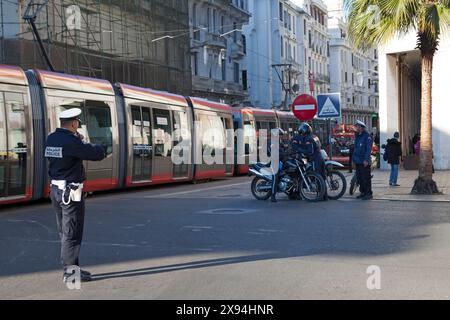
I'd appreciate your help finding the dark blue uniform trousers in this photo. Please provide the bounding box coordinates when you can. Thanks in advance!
[50,186,85,267]
[356,164,372,196]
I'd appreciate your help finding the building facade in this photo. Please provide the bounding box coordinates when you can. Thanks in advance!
[0,0,192,95]
[328,15,379,131]
[188,0,251,104]
[293,0,330,96]
[244,0,329,110]
[379,30,450,170]
[243,0,303,109]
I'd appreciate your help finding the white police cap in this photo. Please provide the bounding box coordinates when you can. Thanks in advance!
[59,108,82,120]
[355,120,366,128]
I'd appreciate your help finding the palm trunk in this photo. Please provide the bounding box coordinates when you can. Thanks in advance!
[412,53,439,194]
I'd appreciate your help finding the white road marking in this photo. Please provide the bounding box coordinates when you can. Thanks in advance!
[144,181,250,199]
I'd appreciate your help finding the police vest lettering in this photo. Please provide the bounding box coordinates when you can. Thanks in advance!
[45,146,63,158]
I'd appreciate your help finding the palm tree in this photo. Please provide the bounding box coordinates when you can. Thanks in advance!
[344,0,450,194]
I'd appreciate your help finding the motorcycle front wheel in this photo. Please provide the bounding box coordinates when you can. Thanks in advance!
[251,177,272,200]
[326,170,347,200]
[299,172,326,202]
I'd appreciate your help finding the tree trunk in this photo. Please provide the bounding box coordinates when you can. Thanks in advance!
[411,53,439,194]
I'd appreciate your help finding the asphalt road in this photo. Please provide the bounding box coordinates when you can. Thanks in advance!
[1,176,450,299]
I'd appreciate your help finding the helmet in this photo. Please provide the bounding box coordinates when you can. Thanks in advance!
[298,122,312,136]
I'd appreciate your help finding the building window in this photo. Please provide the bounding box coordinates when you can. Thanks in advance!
[213,9,217,33]
[242,70,248,90]
[234,62,239,83]
[193,52,198,76]
[233,22,237,42]
[305,48,307,66]
[242,34,246,54]
[303,19,306,35]
[281,36,284,57]
[222,58,226,81]
[207,8,211,32]
[279,2,283,21]
[193,4,197,27]
[293,16,295,34]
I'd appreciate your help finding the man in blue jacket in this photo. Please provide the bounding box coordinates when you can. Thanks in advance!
[352,120,373,200]
[45,108,106,283]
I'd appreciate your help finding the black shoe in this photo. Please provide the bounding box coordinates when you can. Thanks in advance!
[362,194,373,200]
[81,269,91,277]
[270,196,277,203]
[63,268,92,283]
[392,184,400,187]
[356,194,366,199]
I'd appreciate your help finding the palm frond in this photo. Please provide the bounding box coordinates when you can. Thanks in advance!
[344,0,419,48]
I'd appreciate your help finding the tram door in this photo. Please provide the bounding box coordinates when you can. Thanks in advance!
[172,109,190,179]
[0,92,28,198]
[131,106,152,182]
[222,116,234,174]
[152,108,172,181]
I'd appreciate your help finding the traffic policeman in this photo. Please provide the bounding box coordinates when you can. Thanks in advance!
[45,108,106,283]
[291,122,328,200]
[352,120,373,200]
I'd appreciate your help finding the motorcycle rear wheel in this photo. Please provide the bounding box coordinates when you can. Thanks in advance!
[251,177,272,200]
[326,170,347,200]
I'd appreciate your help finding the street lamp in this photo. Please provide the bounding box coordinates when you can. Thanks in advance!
[151,35,174,42]
[219,29,242,37]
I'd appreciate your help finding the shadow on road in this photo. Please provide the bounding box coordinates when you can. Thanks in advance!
[1,181,448,279]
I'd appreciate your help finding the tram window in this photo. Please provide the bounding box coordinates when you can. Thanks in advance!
[269,122,277,131]
[152,108,172,157]
[0,93,5,197]
[198,113,213,151]
[209,115,225,150]
[172,110,190,145]
[85,101,113,155]
[243,119,256,155]
[5,92,27,196]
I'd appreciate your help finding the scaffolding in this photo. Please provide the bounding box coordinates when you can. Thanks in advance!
[0,0,192,95]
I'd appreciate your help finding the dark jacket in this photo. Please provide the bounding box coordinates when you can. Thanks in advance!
[352,130,373,165]
[45,128,106,183]
[385,138,402,165]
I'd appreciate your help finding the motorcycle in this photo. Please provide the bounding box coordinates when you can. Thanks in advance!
[249,153,326,202]
[317,150,347,200]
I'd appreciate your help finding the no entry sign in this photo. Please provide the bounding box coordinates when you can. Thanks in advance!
[292,94,318,121]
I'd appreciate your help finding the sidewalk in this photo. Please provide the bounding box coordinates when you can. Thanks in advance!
[344,169,450,202]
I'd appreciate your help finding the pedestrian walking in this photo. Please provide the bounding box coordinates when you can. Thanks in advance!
[45,108,106,283]
[385,132,402,186]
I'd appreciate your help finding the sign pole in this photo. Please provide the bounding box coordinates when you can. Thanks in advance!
[328,118,333,160]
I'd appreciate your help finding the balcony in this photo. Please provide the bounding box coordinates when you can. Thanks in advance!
[230,41,245,59]
[192,76,246,97]
[314,73,330,84]
[205,33,227,50]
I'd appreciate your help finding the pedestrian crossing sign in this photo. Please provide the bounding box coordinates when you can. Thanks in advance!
[317,93,341,119]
